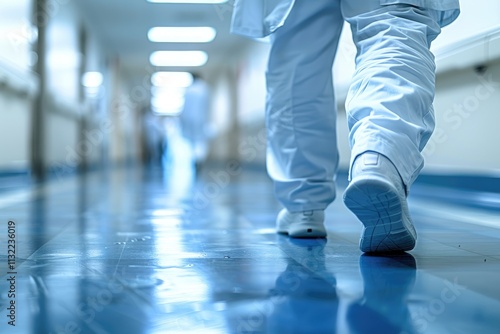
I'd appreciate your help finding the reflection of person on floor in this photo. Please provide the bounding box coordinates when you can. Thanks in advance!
[143,109,165,166]
[267,238,339,333]
[162,117,196,199]
[347,254,417,333]
[179,73,210,174]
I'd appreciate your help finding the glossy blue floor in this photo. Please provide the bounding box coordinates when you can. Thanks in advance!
[0,163,499,334]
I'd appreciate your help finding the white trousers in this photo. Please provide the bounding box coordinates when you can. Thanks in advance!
[266,0,442,212]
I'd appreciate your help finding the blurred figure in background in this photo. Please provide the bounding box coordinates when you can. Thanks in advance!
[178,72,211,174]
[143,108,166,166]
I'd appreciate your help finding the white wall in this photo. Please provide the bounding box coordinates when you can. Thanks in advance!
[433,0,500,51]
[0,0,33,71]
[0,0,129,174]
[423,61,500,175]
[0,0,84,172]
[0,0,35,171]
[423,0,500,175]
[0,88,32,170]
[45,105,79,166]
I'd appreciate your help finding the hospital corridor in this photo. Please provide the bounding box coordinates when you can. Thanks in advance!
[0,1,500,333]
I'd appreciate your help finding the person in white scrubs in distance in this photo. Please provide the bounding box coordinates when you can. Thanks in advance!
[231,0,460,253]
[178,72,210,174]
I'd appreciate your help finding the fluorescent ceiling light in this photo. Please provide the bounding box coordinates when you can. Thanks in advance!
[148,0,228,3]
[148,27,216,43]
[150,51,208,67]
[151,72,193,88]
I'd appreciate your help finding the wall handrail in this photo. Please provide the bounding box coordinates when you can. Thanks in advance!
[433,25,500,74]
[0,58,39,98]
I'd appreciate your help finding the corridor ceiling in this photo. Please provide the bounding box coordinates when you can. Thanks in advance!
[77,0,252,82]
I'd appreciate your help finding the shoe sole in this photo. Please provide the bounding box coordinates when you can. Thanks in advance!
[277,223,327,238]
[276,212,327,238]
[288,223,327,238]
[343,176,416,253]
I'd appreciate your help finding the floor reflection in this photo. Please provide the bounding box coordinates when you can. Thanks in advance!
[30,188,49,334]
[347,254,417,334]
[268,238,339,333]
[162,121,196,201]
[1,164,500,334]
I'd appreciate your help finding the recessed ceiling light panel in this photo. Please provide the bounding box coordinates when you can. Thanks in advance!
[148,27,216,43]
[151,72,193,88]
[150,51,208,67]
[148,0,228,4]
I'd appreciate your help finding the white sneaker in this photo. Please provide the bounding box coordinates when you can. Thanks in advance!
[343,152,416,253]
[276,209,327,238]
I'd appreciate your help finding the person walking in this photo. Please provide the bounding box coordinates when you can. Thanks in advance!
[231,0,460,252]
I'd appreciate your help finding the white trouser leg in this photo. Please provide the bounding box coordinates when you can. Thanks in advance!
[342,3,442,189]
[266,0,343,212]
